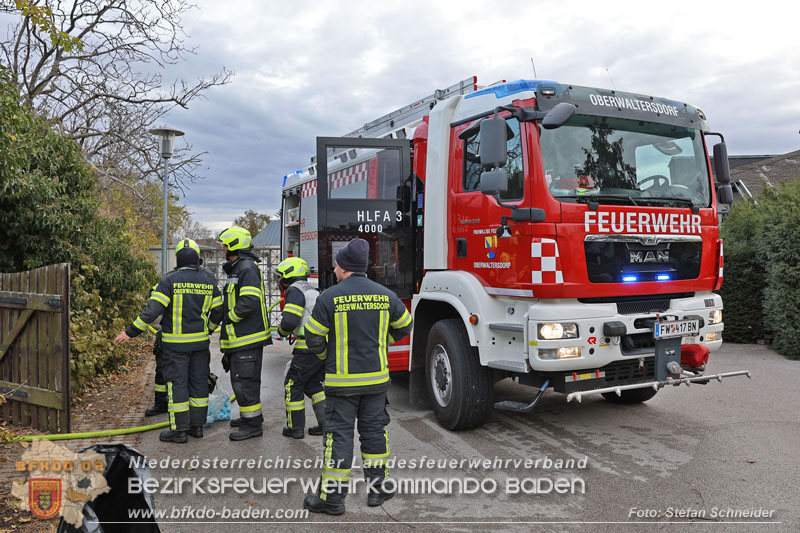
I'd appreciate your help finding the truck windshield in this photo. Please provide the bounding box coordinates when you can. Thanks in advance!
[539,115,711,208]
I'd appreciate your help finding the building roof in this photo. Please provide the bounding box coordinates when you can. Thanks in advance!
[730,150,800,197]
[252,220,281,248]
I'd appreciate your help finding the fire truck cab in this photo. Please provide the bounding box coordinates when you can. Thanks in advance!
[281,78,747,430]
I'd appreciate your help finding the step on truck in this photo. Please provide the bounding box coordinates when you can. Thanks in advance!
[280,76,750,430]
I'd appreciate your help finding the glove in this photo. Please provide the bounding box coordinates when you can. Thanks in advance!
[152,330,163,357]
[221,353,231,373]
[208,373,218,394]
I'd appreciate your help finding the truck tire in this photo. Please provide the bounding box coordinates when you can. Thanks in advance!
[425,319,493,430]
[601,387,658,404]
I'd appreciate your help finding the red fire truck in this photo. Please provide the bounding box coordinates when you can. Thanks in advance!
[280,77,749,429]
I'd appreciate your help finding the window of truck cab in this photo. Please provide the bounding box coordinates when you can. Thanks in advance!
[538,115,711,208]
[462,117,524,200]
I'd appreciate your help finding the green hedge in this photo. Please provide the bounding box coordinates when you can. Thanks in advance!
[717,200,766,343]
[0,65,156,389]
[759,184,800,359]
[719,181,800,359]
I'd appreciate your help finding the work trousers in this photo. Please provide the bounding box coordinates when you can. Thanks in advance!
[284,351,325,430]
[162,346,211,431]
[320,392,390,502]
[152,331,167,406]
[231,347,264,424]
[153,346,167,406]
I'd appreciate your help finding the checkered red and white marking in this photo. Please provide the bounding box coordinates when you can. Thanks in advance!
[531,238,563,284]
[718,241,724,278]
[301,181,317,198]
[329,162,368,190]
[300,162,369,198]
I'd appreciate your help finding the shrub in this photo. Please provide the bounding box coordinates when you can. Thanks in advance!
[759,182,800,359]
[0,65,157,390]
[717,200,766,342]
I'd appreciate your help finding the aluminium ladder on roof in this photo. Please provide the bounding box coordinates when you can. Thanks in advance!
[343,76,478,140]
[308,77,478,169]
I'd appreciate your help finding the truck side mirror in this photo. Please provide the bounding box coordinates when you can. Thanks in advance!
[541,102,577,130]
[479,169,509,196]
[717,183,733,205]
[478,116,508,169]
[713,142,731,184]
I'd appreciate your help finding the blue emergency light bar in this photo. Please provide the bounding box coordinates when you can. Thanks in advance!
[282,169,304,187]
[465,79,560,100]
[656,274,671,281]
[622,275,638,283]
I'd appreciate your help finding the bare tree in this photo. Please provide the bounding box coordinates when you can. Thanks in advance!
[0,0,233,197]
[179,216,213,241]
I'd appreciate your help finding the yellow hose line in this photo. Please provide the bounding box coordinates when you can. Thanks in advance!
[10,421,170,442]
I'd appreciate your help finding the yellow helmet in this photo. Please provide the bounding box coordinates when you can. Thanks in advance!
[276,257,309,282]
[175,238,200,256]
[218,226,252,251]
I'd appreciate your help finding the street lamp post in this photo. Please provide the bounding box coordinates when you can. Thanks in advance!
[148,127,185,275]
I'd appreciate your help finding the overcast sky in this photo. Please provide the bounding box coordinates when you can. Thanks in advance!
[75,1,800,230]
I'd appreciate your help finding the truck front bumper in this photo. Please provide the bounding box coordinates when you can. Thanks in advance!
[526,292,724,372]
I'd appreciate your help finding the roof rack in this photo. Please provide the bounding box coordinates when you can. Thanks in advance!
[344,76,478,139]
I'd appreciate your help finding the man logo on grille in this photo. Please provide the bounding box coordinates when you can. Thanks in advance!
[629,251,669,263]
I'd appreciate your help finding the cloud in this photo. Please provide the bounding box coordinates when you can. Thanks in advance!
[146,0,800,227]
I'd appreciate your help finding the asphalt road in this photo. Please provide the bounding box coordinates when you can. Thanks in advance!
[132,338,798,532]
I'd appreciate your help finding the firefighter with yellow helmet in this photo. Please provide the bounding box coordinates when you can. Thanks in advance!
[115,238,223,443]
[218,226,272,441]
[275,257,326,439]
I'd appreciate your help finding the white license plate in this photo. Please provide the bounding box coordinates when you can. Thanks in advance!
[653,319,700,339]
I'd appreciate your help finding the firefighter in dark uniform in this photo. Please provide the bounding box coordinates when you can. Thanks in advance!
[144,322,167,416]
[142,279,167,417]
[302,238,413,515]
[218,226,272,441]
[115,238,223,443]
[275,257,326,439]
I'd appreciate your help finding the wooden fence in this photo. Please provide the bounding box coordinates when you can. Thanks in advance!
[0,263,70,433]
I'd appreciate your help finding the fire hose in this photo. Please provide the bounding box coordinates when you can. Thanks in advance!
[10,299,284,442]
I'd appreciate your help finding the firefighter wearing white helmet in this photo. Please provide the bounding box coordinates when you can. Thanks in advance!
[218,226,272,441]
[115,238,224,443]
[276,257,326,439]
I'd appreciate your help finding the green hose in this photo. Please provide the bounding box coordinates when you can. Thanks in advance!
[9,299,282,443]
[10,421,171,442]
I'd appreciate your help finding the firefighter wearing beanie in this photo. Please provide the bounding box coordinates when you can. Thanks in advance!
[302,238,413,515]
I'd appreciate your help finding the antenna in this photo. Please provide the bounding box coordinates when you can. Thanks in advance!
[530,57,538,78]
[605,68,616,90]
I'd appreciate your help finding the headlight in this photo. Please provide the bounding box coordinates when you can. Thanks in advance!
[538,322,579,340]
[708,310,722,325]
[539,347,582,359]
[705,331,720,342]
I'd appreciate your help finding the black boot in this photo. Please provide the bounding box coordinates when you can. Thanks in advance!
[229,418,263,441]
[229,417,242,427]
[159,430,188,443]
[188,426,203,438]
[303,493,345,516]
[145,403,168,417]
[367,485,395,507]
[282,427,304,439]
[366,468,394,507]
[309,401,326,435]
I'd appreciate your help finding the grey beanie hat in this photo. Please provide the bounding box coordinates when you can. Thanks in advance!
[335,238,369,273]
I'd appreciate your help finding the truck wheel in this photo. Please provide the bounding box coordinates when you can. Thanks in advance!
[601,387,658,404]
[425,319,493,430]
